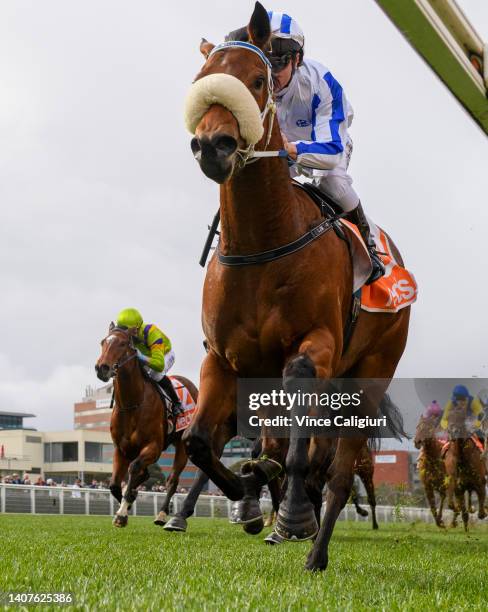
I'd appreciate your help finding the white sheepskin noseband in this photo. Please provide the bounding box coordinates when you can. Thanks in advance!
[184,73,264,146]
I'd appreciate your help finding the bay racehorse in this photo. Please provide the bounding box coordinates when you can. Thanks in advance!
[182,2,410,571]
[414,415,447,528]
[350,443,379,530]
[444,405,486,530]
[95,323,198,527]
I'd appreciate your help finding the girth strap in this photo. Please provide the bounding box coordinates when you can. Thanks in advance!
[217,218,335,266]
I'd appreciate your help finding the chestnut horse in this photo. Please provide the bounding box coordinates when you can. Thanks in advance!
[444,406,486,530]
[414,415,447,528]
[95,324,198,527]
[183,2,410,571]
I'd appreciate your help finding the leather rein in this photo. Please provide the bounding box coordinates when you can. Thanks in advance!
[104,329,144,413]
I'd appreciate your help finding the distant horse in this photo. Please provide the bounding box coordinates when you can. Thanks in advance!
[183,2,411,571]
[414,415,447,528]
[444,406,486,531]
[95,324,198,527]
[350,444,379,530]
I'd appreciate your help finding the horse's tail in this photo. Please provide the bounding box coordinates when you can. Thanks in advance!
[368,393,409,452]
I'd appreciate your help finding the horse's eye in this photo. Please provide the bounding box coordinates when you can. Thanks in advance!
[253,76,265,90]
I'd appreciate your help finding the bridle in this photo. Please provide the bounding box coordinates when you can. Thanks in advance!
[101,328,138,376]
[207,41,288,166]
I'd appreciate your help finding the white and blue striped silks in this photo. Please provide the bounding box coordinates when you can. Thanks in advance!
[276,57,355,173]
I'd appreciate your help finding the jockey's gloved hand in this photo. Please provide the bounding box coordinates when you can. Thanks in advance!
[136,349,149,363]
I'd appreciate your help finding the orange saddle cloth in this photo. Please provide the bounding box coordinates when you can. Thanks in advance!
[340,219,418,313]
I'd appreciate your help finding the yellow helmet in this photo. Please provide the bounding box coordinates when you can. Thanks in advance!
[116,308,143,329]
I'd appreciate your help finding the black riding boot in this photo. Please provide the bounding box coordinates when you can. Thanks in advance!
[159,376,183,417]
[347,201,385,285]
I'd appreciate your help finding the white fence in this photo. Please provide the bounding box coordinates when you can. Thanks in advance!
[0,483,450,524]
[0,484,232,518]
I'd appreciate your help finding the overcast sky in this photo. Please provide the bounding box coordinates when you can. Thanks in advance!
[1,1,487,431]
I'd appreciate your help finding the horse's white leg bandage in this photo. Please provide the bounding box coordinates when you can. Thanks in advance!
[116,499,129,517]
[184,73,264,146]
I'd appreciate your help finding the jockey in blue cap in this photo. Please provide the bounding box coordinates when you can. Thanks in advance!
[440,384,483,432]
[226,10,384,284]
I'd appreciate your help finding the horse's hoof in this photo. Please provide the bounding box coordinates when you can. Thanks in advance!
[478,511,486,520]
[230,496,263,526]
[243,517,264,535]
[163,516,187,532]
[357,508,369,517]
[153,511,168,527]
[305,548,328,572]
[113,515,128,528]
[264,531,284,545]
[275,501,318,541]
[372,523,379,530]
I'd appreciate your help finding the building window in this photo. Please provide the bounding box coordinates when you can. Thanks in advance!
[44,442,78,462]
[0,415,23,429]
[85,442,113,463]
[26,436,42,444]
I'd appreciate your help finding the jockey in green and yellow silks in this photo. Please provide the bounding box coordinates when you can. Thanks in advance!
[440,385,483,432]
[116,308,181,414]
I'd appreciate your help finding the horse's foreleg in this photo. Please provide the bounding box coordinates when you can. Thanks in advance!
[306,437,335,529]
[277,330,337,542]
[166,421,236,532]
[154,438,187,526]
[425,483,439,527]
[306,437,366,571]
[476,482,486,520]
[110,447,129,505]
[114,443,159,527]
[183,353,243,500]
[362,468,378,530]
[235,436,286,534]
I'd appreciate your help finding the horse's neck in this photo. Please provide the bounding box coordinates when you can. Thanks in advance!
[219,125,313,255]
[423,438,441,459]
[115,361,145,409]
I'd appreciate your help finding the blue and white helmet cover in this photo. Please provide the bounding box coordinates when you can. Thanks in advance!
[267,11,304,47]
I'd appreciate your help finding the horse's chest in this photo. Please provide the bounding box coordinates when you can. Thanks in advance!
[205,297,300,374]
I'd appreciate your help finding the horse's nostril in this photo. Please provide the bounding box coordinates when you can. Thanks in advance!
[212,135,238,157]
[191,137,202,161]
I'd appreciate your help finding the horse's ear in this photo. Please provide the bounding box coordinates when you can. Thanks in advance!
[247,2,271,50]
[200,38,215,59]
[109,321,115,332]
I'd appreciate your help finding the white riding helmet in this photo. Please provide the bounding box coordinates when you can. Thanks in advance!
[268,11,305,48]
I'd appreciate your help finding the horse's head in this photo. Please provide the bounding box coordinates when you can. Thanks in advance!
[95,323,138,382]
[184,1,274,183]
[414,415,438,449]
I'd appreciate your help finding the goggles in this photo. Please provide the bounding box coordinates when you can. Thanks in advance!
[268,52,293,74]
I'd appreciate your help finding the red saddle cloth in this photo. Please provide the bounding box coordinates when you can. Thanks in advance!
[341,220,418,313]
[441,436,484,456]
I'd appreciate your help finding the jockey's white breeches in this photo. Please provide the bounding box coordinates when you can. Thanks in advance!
[144,349,175,381]
[312,140,360,212]
[292,139,360,213]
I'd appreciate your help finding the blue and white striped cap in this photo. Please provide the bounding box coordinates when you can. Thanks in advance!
[267,11,304,47]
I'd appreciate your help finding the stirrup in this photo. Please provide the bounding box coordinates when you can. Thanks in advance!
[366,251,385,285]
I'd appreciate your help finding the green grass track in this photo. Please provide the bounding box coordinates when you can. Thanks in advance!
[1,515,487,611]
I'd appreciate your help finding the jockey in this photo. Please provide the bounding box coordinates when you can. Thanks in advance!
[116,308,182,416]
[440,384,483,433]
[226,12,384,284]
